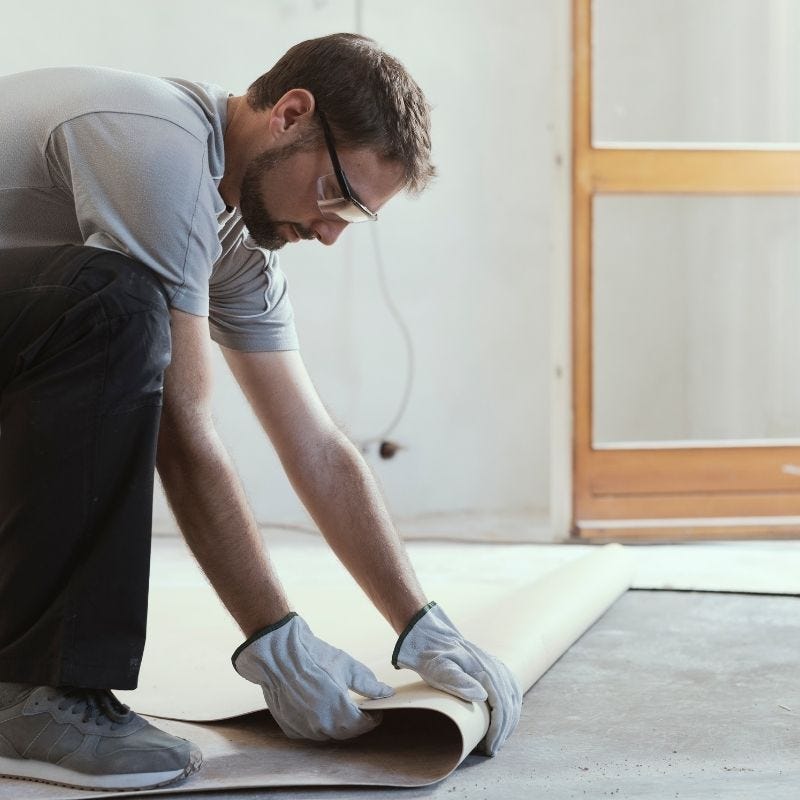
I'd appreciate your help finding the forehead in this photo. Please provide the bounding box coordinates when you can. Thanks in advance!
[338,148,406,208]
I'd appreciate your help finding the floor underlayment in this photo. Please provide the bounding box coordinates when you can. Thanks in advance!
[2,535,799,799]
[142,590,800,800]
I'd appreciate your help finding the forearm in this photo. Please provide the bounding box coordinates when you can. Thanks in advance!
[285,432,428,634]
[156,411,291,638]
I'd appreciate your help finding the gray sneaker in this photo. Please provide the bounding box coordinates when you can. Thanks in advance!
[0,684,202,791]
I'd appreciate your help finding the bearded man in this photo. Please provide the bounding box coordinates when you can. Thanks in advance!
[0,33,521,792]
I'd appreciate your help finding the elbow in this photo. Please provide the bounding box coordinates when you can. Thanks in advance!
[157,398,217,467]
[286,429,370,495]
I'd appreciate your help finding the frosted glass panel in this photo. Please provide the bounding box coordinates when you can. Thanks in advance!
[593,196,800,445]
[594,0,800,145]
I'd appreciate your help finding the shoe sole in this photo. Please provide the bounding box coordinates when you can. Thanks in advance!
[0,747,202,792]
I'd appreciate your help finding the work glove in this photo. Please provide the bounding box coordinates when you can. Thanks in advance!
[232,612,395,741]
[392,601,522,756]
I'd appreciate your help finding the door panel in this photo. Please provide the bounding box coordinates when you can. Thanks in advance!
[572,0,800,539]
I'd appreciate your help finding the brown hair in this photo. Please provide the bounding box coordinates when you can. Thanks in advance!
[247,33,435,193]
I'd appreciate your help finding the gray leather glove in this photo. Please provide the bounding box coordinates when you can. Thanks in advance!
[392,601,522,756]
[232,612,395,741]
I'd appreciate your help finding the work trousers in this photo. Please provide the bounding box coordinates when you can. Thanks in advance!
[0,245,171,689]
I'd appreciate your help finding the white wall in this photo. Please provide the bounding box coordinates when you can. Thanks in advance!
[1,1,559,534]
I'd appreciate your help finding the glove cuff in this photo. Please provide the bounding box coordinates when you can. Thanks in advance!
[391,601,437,668]
[231,611,298,667]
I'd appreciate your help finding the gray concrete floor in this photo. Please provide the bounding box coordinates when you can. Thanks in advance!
[169,590,800,800]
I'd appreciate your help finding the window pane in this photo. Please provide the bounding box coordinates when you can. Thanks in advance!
[593,195,800,445]
[593,0,800,146]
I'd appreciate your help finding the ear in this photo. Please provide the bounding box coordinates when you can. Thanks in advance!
[267,89,316,139]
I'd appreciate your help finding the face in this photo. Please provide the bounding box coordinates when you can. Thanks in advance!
[238,135,404,251]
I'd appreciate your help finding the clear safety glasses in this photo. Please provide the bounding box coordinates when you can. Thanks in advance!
[316,109,378,224]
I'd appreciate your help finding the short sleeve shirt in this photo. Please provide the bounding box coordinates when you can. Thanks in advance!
[0,66,298,352]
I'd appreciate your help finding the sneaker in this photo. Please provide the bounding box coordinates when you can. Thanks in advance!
[0,684,202,791]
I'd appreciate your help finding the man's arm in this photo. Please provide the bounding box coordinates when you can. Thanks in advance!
[156,309,293,636]
[221,347,428,634]
[221,346,521,756]
[161,326,519,752]
[158,311,398,742]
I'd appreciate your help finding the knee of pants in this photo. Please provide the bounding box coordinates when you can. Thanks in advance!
[76,251,173,410]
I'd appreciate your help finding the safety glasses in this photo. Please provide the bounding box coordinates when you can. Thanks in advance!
[316,109,378,224]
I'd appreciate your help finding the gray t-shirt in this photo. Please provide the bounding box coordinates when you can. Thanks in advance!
[0,65,298,352]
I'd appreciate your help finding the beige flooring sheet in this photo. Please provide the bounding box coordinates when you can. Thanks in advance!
[5,536,799,799]
[5,543,633,798]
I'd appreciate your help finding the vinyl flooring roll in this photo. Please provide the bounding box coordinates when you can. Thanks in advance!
[4,544,633,798]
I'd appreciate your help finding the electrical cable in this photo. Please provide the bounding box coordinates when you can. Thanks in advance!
[357,225,416,455]
[358,0,408,453]
[353,0,416,457]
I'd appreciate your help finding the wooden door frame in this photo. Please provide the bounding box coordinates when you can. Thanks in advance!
[571,0,800,541]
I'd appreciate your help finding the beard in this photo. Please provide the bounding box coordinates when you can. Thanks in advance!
[238,137,318,250]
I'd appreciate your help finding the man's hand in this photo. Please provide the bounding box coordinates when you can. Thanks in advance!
[232,613,396,740]
[392,602,522,756]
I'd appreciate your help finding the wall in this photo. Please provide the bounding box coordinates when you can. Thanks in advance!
[1,1,558,535]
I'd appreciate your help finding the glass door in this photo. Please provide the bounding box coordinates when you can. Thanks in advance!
[572,0,800,540]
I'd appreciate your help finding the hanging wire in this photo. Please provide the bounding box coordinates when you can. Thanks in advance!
[357,225,416,452]
[352,0,415,454]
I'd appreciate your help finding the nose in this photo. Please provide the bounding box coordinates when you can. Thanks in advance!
[314,220,349,246]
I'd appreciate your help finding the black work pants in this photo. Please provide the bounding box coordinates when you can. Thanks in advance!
[0,245,171,689]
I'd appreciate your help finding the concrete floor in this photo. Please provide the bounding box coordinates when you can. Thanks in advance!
[170,589,799,800]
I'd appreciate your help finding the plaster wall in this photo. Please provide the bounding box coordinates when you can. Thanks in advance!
[0,0,556,533]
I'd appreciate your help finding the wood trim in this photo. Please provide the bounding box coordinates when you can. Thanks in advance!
[578,492,800,521]
[585,446,800,495]
[588,149,800,194]
[572,0,591,153]
[572,0,594,531]
[572,183,593,518]
[577,523,800,543]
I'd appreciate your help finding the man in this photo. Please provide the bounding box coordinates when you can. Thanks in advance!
[0,34,521,792]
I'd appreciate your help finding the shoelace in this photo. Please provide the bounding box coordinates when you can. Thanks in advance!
[55,687,134,728]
